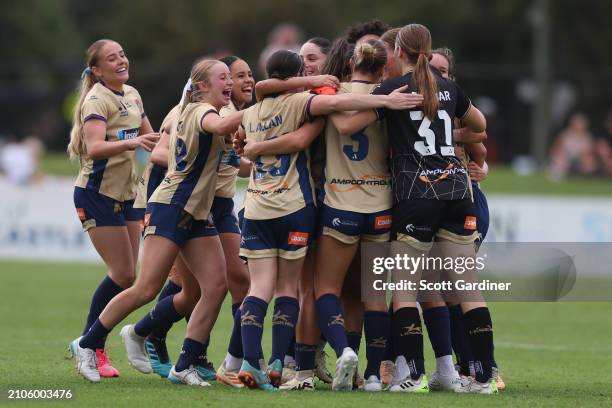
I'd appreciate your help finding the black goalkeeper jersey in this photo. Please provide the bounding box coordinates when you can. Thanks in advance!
[373,72,472,202]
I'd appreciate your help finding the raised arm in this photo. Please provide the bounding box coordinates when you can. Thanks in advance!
[201,110,244,138]
[242,118,325,160]
[255,75,340,101]
[308,86,422,116]
[329,111,378,135]
[84,119,159,160]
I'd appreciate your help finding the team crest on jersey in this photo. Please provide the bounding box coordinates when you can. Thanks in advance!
[117,100,132,117]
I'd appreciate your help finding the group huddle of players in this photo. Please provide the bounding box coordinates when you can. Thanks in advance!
[67,19,503,394]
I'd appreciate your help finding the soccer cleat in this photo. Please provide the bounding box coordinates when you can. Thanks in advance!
[389,374,429,393]
[380,360,395,388]
[195,357,217,381]
[314,345,333,384]
[364,375,383,392]
[266,359,283,387]
[454,376,498,394]
[69,337,100,383]
[238,360,277,391]
[279,375,315,391]
[145,336,172,378]
[216,360,244,388]
[168,365,211,386]
[331,347,358,391]
[96,349,120,377]
[281,360,296,384]
[493,367,506,391]
[119,325,152,374]
[428,370,461,391]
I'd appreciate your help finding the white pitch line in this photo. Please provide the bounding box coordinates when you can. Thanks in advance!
[495,341,612,353]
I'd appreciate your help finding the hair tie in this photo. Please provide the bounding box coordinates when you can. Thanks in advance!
[418,51,427,56]
[180,78,193,105]
[80,67,92,80]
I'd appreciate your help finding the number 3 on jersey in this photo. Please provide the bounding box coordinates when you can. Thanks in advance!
[254,154,290,179]
[343,130,369,161]
[410,110,454,157]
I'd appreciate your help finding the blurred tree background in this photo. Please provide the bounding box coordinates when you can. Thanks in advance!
[1,0,610,165]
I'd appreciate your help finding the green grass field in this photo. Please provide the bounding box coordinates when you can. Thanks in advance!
[1,261,611,407]
[40,152,612,196]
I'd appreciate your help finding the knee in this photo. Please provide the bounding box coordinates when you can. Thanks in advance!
[109,268,136,289]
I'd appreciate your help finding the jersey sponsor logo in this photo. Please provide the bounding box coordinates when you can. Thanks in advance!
[418,163,466,184]
[405,223,431,233]
[144,213,151,227]
[464,216,477,230]
[374,214,392,230]
[246,181,290,196]
[329,174,389,193]
[76,208,87,221]
[288,231,309,246]
[116,127,140,141]
[248,114,283,133]
[331,217,358,228]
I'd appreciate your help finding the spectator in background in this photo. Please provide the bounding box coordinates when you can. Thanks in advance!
[549,112,597,179]
[0,135,44,185]
[258,23,304,76]
[595,111,612,176]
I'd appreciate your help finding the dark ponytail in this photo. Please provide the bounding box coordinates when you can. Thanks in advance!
[266,50,304,80]
[321,37,354,82]
[396,24,438,120]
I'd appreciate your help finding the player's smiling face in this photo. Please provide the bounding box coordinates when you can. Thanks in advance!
[93,41,129,85]
[199,62,233,110]
[299,42,326,76]
[229,59,254,108]
[430,53,450,79]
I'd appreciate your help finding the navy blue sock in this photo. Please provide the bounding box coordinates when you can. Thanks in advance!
[158,281,182,301]
[315,293,348,357]
[202,337,210,357]
[82,276,123,336]
[150,282,182,339]
[449,304,473,376]
[295,343,317,371]
[423,306,452,358]
[79,318,111,350]
[240,296,268,368]
[270,297,299,364]
[228,303,243,358]
[134,294,183,338]
[286,334,296,359]
[364,311,390,379]
[463,307,495,383]
[175,338,205,372]
[392,307,425,379]
[383,304,395,361]
[346,330,362,354]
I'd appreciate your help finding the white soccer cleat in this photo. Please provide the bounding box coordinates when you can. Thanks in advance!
[454,376,498,394]
[168,366,211,386]
[279,374,315,391]
[69,337,100,383]
[428,370,461,391]
[364,375,382,392]
[281,360,296,384]
[119,325,152,374]
[332,347,358,391]
[389,374,429,393]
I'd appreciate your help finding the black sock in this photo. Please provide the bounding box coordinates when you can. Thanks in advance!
[79,318,110,350]
[382,305,395,361]
[82,276,123,336]
[463,307,494,383]
[392,307,424,379]
[227,303,243,358]
[346,330,362,354]
[449,304,474,376]
[364,311,390,379]
[175,338,205,372]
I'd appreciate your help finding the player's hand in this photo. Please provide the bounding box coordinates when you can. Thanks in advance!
[129,132,159,151]
[468,161,488,182]
[232,131,246,155]
[308,75,340,89]
[385,86,423,110]
[242,140,260,161]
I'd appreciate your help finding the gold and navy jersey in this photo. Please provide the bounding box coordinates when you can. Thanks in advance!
[243,92,315,220]
[215,101,240,198]
[373,73,472,202]
[74,82,145,201]
[323,81,392,213]
[134,105,180,209]
[149,102,225,220]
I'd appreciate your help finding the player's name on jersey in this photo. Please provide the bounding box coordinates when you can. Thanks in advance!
[248,114,283,133]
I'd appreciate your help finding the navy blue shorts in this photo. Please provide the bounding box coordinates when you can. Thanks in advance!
[320,204,392,244]
[239,204,316,260]
[211,196,240,235]
[74,187,142,231]
[472,182,489,250]
[144,202,217,247]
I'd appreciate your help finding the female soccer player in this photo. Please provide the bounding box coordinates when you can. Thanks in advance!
[67,39,159,378]
[332,24,497,394]
[236,49,422,391]
[300,37,331,77]
[70,59,243,385]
